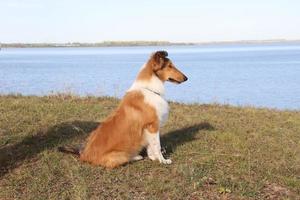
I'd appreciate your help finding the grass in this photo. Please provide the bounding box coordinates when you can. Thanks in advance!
[0,94,299,199]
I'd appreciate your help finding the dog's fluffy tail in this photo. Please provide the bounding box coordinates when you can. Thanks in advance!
[58,145,82,155]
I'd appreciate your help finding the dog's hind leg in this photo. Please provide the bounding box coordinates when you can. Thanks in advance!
[99,151,130,169]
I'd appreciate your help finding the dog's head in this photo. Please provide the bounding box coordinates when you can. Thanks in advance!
[149,51,188,84]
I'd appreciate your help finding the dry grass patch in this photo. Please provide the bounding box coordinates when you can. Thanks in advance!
[0,95,299,199]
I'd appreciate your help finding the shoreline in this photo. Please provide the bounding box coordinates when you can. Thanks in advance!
[1,39,300,48]
[1,93,299,112]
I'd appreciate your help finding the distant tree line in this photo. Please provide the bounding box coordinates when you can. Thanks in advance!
[0,41,194,48]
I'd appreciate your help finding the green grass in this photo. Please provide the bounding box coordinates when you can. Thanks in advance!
[0,95,299,199]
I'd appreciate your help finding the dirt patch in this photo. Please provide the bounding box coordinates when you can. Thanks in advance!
[261,183,295,200]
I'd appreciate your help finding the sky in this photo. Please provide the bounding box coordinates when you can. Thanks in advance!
[0,0,300,43]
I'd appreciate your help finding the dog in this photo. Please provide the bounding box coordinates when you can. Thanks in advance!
[59,51,187,168]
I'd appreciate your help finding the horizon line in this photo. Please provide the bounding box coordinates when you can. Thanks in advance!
[1,39,300,48]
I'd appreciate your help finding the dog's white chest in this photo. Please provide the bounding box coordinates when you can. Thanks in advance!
[142,90,169,127]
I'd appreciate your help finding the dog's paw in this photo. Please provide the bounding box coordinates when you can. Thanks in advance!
[148,154,156,161]
[160,158,172,165]
[131,155,144,161]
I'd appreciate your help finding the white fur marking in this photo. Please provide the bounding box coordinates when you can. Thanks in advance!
[143,89,169,127]
[128,72,169,127]
[144,129,172,164]
[129,75,165,96]
[131,155,144,161]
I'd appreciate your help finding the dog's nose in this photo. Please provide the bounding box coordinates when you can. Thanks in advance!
[183,75,188,81]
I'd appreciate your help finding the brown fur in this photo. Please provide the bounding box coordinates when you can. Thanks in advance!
[80,91,159,168]
[137,51,187,83]
[75,51,187,168]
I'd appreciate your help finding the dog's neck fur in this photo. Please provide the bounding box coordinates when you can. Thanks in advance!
[128,64,165,96]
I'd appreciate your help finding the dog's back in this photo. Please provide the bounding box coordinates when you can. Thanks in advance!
[79,91,157,168]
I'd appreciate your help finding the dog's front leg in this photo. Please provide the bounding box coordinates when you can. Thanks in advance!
[145,130,172,164]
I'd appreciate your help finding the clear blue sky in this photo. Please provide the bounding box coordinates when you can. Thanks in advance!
[1,0,299,43]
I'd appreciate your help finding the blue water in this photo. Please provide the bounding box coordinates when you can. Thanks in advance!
[1,44,300,110]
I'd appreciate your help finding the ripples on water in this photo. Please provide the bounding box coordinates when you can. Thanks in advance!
[1,43,300,110]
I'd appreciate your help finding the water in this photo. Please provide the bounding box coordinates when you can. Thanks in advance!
[1,44,300,110]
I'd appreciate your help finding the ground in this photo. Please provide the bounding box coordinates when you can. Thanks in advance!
[0,95,299,199]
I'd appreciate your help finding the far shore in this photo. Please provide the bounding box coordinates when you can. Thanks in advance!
[1,39,300,48]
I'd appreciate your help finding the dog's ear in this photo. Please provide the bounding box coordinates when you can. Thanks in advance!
[151,51,168,71]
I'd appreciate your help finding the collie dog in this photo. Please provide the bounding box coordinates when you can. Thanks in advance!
[59,51,187,168]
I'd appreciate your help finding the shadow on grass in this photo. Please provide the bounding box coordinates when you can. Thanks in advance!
[0,120,99,178]
[0,121,213,177]
[161,122,214,156]
[138,122,214,157]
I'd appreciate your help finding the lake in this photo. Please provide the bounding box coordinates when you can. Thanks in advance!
[1,43,300,110]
